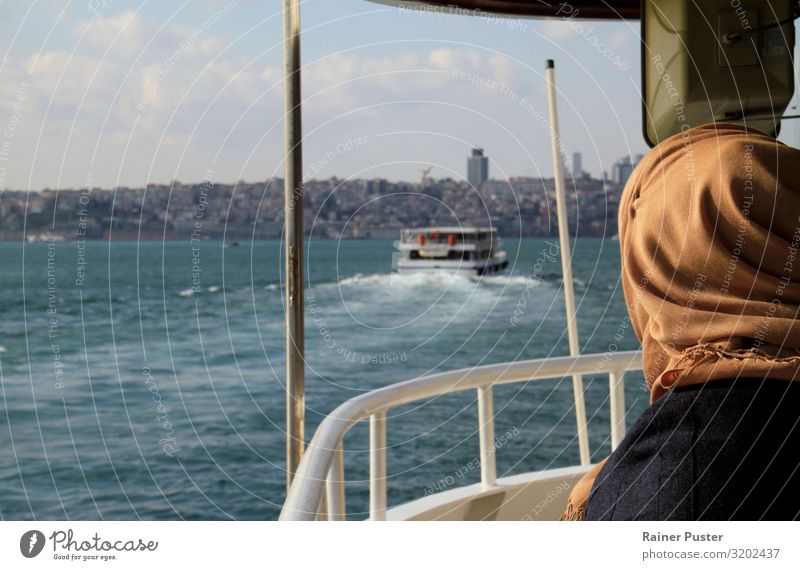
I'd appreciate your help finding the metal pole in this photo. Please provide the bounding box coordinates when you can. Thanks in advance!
[545,59,590,465]
[283,0,305,489]
[477,387,497,488]
[326,444,346,521]
[370,412,388,521]
[608,370,627,450]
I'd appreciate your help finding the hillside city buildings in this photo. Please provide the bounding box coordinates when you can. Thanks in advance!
[0,150,639,241]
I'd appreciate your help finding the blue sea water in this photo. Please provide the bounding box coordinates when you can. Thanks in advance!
[0,238,647,520]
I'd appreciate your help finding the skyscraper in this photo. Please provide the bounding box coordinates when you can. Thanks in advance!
[467,148,489,187]
[572,152,583,175]
[611,155,643,185]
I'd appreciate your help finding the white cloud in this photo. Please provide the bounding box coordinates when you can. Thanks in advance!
[540,20,576,40]
[301,47,520,119]
[72,10,144,57]
[71,9,232,63]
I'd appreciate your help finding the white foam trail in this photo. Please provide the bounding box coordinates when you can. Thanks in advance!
[178,289,195,297]
[335,272,385,287]
[319,272,479,295]
[478,273,542,287]
[330,271,541,290]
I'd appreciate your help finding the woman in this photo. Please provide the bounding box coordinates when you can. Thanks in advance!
[562,122,800,521]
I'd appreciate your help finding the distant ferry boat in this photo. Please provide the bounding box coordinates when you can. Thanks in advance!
[393,227,508,276]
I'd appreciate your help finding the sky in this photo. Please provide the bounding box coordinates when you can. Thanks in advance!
[0,0,797,191]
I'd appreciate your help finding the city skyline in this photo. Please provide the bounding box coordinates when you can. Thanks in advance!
[3,145,641,192]
[0,170,624,242]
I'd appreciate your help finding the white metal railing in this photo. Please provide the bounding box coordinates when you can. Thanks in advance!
[279,350,643,521]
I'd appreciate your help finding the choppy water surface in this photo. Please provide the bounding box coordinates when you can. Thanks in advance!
[0,238,646,520]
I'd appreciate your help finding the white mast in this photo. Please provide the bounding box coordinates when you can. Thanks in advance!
[545,59,590,466]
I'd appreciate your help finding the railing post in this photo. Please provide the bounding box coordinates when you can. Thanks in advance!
[326,444,346,521]
[477,386,497,487]
[315,488,328,521]
[609,370,626,450]
[370,412,387,521]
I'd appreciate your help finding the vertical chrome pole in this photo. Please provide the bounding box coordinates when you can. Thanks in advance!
[545,59,590,465]
[477,387,497,488]
[283,0,305,489]
[370,412,388,521]
[326,444,346,521]
[608,370,626,450]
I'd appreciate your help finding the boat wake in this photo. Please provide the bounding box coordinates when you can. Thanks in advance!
[316,271,543,293]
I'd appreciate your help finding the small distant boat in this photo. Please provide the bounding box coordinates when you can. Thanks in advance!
[26,232,65,243]
[227,240,240,248]
[393,227,508,276]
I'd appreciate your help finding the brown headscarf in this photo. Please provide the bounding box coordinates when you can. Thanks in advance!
[561,122,800,521]
[621,122,800,402]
